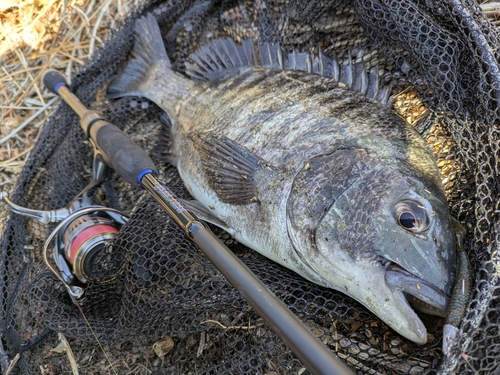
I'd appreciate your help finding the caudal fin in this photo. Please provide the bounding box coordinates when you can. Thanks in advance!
[107,13,170,99]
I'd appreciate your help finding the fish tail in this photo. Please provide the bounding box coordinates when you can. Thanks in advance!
[107,13,171,99]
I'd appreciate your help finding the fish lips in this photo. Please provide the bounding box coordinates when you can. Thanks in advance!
[385,263,450,319]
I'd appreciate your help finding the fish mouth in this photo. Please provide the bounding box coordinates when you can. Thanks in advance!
[385,263,450,320]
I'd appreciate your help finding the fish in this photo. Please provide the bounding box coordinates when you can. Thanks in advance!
[107,13,457,345]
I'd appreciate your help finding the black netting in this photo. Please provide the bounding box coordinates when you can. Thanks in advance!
[2,0,500,373]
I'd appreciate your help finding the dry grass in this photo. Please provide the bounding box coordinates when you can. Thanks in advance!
[481,1,500,25]
[0,0,145,230]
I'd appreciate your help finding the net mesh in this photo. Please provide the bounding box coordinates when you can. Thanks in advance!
[1,0,499,373]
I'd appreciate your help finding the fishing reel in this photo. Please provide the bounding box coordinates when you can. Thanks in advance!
[1,152,128,300]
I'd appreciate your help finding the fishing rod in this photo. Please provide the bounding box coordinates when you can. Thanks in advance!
[31,70,352,375]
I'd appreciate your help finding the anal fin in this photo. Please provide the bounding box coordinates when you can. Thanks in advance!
[189,132,264,205]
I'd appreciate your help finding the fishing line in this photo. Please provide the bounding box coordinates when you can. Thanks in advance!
[72,298,118,375]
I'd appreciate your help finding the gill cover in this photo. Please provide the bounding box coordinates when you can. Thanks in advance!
[286,148,367,264]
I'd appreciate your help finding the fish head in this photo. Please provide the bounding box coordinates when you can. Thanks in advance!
[286,150,457,344]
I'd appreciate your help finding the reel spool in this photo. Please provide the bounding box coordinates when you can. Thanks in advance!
[63,214,120,284]
[52,206,128,287]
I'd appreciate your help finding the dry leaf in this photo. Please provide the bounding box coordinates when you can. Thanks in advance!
[153,337,174,357]
[351,321,362,331]
[50,342,66,354]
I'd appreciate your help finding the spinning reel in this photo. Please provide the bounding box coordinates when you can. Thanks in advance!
[1,152,128,300]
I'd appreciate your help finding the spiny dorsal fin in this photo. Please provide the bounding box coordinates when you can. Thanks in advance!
[185,39,390,105]
[340,54,354,89]
[258,43,283,69]
[189,132,262,205]
[185,39,257,82]
[366,66,380,100]
[378,81,394,106]
[318,48,340,81]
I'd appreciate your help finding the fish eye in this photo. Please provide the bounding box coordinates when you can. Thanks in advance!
[394,200,429,233]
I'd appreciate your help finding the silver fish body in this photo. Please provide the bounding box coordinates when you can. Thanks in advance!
[108,14,457,345]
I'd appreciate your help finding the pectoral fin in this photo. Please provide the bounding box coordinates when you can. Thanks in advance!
[189,132,271,205]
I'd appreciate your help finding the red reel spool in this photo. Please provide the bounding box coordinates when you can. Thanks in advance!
[63,214,120,283]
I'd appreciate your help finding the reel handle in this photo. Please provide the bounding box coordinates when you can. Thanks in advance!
[42,70,158,187]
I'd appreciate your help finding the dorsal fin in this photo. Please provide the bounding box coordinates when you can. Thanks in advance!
[258,43,284,69]
[185,39,391,105]
[366,66,380,100]
[318,48,340,81]
[185,38,257,81]
[339,54,354,89]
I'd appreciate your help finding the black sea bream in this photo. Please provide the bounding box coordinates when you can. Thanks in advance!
[108,14,457,344]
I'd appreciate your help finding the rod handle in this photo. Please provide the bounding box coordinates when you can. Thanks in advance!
[90,121,158,187]
[42,70,158,187]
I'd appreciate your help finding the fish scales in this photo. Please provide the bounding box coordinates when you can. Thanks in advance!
[168,69,406,171]
[108,14,457,345]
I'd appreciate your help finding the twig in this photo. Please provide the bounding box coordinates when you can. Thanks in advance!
[201,318,264,330]
[201,319,227,329]
[0,8,83,120]
[196,331,206,358]
[0,79,9,102]
[5,353,20,375]
[481,2,500,13]
[0,145,34,168]
[0,96,58,145]
[126,363,152,375]
[24,0,58,36]
[0,334,11,373]
[89,0,112,57]
[1,66,23,92]
[58,333,79,375]
[13,48,46,107]
[0,105,50,109]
